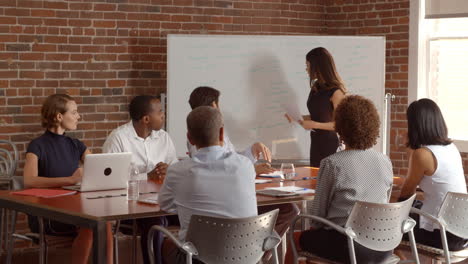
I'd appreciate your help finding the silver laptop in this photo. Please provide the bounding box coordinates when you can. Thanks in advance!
[63,152,132,192]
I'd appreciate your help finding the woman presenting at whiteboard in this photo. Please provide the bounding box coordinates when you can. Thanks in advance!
[286,47,346,167]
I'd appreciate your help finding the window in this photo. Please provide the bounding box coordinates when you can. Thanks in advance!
[409,1,468,151]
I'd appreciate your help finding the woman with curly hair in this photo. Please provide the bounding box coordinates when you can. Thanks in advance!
[286,95,394,264]
[286,47,346,167]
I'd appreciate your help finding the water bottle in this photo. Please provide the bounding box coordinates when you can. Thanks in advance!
[127,164,139,201]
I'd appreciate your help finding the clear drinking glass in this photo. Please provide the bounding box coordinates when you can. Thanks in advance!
[281,163,296,180]
[127,164,139,201]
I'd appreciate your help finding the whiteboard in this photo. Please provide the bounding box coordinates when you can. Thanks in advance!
[167,35,386,160]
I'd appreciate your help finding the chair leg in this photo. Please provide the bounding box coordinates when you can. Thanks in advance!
[113,220,120,264]
[407,230,420,264]
[346,237,356,264]
[272,245,280,264]
[6,210,17,264]
[38,217,46,264]
[186,252,192,264]
[132,219,137,264]
[439,226,451,264]
[0,208,5,256]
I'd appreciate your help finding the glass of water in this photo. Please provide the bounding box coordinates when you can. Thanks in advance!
[127,164,139,201]
[281,163,296,180]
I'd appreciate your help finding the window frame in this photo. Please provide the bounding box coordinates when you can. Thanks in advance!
[409,0,468,152]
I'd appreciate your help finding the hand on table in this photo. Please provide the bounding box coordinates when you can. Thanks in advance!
[69,168,83,185]
[148,162,168,183]
[255,163,275,175]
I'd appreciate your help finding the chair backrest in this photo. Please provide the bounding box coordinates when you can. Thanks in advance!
[0,140,18,179]
[345,194,416,251]
[186,209,279,264]
[438,192,468,238]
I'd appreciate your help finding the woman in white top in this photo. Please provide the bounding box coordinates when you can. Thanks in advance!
[399,98,467,250]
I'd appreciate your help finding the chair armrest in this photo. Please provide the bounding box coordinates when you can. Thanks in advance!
[401,218,417,234]
[148,225,198,256]
[410,208,444,228]
[262,230,281,251]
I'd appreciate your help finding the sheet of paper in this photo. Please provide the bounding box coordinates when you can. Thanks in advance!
[266,186,315,194]
[258,171,284,178]
[285,104,303,122]
[255,179,273,184]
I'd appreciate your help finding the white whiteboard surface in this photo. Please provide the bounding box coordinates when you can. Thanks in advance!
[167,35,386,160]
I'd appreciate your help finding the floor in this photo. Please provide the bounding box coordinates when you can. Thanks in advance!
[0,236,459,264]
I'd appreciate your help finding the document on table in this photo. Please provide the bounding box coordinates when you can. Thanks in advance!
[266,186,315,194]
[255,179,273,184]
[258,171,284,178]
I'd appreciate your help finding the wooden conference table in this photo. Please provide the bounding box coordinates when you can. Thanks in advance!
[0,167,319,263]
[0,167,403,263]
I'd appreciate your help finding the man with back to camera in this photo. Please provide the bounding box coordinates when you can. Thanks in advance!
[187,86,300,261]
[102,95,178,264]
[159,106,258,263]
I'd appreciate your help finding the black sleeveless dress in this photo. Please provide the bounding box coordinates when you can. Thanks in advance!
[306,87,340,167]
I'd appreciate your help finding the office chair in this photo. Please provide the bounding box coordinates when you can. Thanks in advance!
[0,140,18,258]
[400,192,468,264]
[147,209,281,264]
[5,176,74,264]
[289,195,420,264]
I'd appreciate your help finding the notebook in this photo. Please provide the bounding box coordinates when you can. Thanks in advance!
[12,188,77,198]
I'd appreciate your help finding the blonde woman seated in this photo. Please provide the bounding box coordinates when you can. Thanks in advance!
[399,98,467,250]
[286,95,393,264]
[23,94,113,264]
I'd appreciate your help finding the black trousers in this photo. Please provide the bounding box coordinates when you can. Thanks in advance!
[299,228,392,264]
[404,212,468,251]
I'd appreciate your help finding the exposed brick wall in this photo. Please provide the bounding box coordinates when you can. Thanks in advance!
[325,0,412,176]
[0,0,327,173]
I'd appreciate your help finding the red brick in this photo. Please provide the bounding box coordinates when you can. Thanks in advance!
[7,97,33,105]
[69,19,92,27]
[19,53,44,61]
[107,80,125,88]
[31,9,55,17]
[95,4,116,11]
[161,22,181,29]
[44,18,67,26]
[20,71,44,79]
[70,3,92,10]
[31,44,57,52]
[57,81,82,89]
[93,20,116,28]
[45,53,70,61]
[0,71,17,78]
[36,80,58,87]
[44,1,68,9]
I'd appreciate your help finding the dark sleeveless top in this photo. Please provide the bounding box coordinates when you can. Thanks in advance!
[306,87,340,167]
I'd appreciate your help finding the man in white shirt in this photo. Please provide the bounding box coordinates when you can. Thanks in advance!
[159,106,257,263]
[103,95,177,181]
[102,95,178,264]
